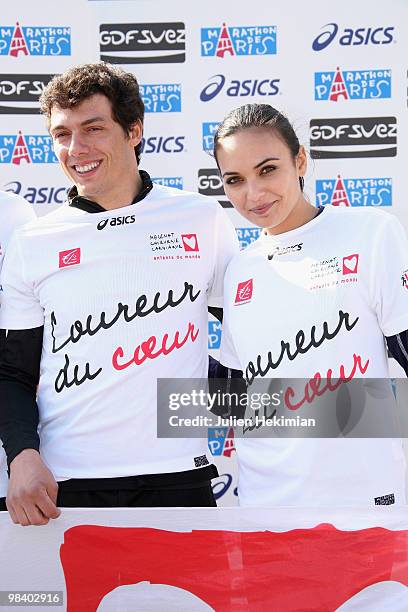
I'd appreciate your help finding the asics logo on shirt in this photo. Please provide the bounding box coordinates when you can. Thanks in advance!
[97,215,136,230]
[268,243,303,261]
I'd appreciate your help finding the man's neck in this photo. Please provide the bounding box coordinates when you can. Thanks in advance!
[81,172,143,211]
[68,170,153,213]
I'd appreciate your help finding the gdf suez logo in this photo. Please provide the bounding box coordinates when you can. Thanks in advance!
[198,168,231,209]
[312,23,394,51]
[97,215,136,230]
[309,117,397,159]
[141,136,185,154]
[200,74,280,102]
[0,74,54,114]
[99,22,185,64]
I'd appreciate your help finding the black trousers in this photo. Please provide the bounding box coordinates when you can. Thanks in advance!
[0,465,218,510]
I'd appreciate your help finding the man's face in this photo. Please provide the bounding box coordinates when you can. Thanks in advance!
[49,93,142,203]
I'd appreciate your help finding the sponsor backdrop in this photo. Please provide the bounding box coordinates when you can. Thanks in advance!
[1,0,407,505]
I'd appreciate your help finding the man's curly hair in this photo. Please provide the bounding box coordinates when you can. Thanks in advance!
[39,62,144,164]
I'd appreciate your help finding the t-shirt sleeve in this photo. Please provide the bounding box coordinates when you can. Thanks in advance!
[370,214,408,337]
[207,204,239,308]
[0,233,44,330]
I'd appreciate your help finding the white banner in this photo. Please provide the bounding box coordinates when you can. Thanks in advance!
[1,507,408,611]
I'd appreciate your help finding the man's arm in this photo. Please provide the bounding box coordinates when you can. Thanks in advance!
[0,328,60,525]
[386,330,408,376]
[208,356,247,419]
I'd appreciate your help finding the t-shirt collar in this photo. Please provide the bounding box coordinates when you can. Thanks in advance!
[67,169,153,213]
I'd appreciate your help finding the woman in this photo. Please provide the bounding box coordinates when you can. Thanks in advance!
[214,103,408,506]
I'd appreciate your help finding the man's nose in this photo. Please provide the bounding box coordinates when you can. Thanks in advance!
[68,132,90,157]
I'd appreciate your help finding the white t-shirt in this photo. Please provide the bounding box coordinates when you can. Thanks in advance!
[220,206,408,506]
[0,183,238,482]
[0,191,36,498]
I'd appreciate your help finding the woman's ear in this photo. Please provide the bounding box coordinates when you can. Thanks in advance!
[296,145,307,178]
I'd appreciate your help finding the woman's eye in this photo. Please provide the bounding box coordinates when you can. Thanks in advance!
[260,165,276,175]
[225,176,241,185]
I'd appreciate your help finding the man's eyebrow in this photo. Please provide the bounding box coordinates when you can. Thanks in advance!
[50,116,107,133]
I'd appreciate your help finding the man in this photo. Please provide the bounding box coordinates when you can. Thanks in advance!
[0,63,239,524]
[0,190,36,511]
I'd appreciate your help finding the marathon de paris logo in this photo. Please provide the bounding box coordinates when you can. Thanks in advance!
[99,22,186,63]
[0,22,71,56]
[315,175,392,208]
[0,131,58,164]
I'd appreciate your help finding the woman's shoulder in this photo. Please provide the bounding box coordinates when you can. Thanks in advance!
[324,204,399,232]
[326,204,392,220]
[225,236,262,277]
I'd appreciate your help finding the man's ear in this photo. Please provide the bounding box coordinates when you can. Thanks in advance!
[129,119,143,146]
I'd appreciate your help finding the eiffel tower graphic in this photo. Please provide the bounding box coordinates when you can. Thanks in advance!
[9,22,29,57]
[331,175,350,206]
[11,132,31,165]
[223,427,236,457]
[216,23,235,58]
[329,67,348,101]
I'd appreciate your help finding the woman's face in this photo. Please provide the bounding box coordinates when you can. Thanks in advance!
[216,127,308,234]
